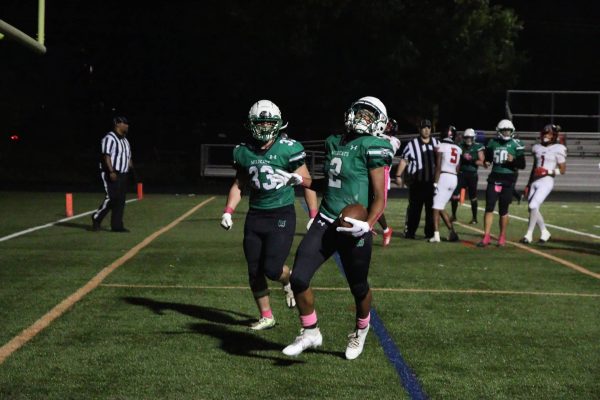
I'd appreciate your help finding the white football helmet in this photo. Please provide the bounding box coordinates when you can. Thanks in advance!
[247,100,286,142]
[463,128,475,143]
[345,96,388,136]
[496,119,515,141]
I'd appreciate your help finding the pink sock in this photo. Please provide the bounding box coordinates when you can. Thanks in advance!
[357,313,370,329]
[261,309,273,319]
[300,311,318,328]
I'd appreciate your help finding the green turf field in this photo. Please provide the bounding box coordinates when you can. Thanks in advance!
[0,191,598,399]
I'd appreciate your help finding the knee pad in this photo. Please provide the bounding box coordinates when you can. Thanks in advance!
[263,264,283,282]
[290,273,310,294]
[350,281,370,301]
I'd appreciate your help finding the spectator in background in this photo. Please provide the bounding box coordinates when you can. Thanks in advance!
[92,116,133,232]
[477,119,525,247]
[395,119,439,239]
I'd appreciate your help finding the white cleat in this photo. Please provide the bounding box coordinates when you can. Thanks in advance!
[345,325,370,360]
[250,316,276,331]
[520,233,533,244]
[540,229,551,243]
[283,283,296,308]
[429,232,441,243]
[282,328,323,356]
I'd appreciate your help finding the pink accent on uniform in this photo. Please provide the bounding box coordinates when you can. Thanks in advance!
[497,235,506,246]
[357,313,371,329]
[494,185,502,193]
[224,206,235,214]
[309,209,318,218]
[482,234,491,245]
[261,309,273,319]
[300,311,318,328]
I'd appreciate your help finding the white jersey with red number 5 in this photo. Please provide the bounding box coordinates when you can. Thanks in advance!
[436,141,462,173]
[531,143,567,170]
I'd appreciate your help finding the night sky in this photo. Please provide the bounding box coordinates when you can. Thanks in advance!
[1,1,599,185]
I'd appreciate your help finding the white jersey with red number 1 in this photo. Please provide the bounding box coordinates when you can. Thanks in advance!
[528,143,567,209]
[531,143,567,170]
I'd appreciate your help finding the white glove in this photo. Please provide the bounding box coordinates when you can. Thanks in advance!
[306,218,314,230]
[336,217,371,237]
[220,213,233,230]
[274,169,303,186]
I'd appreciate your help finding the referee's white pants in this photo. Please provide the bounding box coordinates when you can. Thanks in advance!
[433,173,457,210]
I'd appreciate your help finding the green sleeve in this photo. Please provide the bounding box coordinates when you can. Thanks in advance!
[365,137,394,169]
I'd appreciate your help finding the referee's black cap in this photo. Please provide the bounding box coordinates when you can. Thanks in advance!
[112,116,129,125]
[419,119,432,128]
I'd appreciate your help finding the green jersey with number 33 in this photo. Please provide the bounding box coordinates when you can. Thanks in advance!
[320,134,393,220]
[486,138,524,175]
[233,137,306,210]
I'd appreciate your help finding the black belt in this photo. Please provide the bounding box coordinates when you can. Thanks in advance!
[441,171,456,175]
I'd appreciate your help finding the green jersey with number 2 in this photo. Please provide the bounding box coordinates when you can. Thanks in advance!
[487,138,524,175]
[233,137,306,210]
[320,134,393,220]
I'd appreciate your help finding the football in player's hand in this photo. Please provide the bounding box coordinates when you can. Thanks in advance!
[338,204,368,228]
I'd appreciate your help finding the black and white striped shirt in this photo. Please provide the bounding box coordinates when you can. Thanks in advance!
[400,136,439,182]
[100,131,132,173]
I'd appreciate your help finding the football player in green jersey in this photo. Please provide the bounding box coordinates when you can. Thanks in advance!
[450,128,485,224]
[220,100,318,331]
[274,96,393,360]
[477,119,526,247]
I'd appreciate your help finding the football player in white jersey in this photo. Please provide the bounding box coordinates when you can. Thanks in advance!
[430,126,462,243]
[374,119,401,246]
[521,124,567,243]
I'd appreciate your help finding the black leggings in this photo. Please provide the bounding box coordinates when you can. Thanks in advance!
[243,205,296,296]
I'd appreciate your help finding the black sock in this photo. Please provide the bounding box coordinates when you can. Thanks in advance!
[471,200,478,220]
[451,200,458,218]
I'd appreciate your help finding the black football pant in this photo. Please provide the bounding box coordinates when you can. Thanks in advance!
[243,205,296,297]
[405,181,435,238]
[93,172,128,230]
[290,214,373,301]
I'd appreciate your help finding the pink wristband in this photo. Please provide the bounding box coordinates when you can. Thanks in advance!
[309,209,318,218]
[224,206,235,214]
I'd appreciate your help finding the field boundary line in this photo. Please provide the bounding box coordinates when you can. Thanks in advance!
[100,283,600,298]
[467,204,600,240]
[0,196,216,365]
[0,198,139,243]
[455,221,600,280]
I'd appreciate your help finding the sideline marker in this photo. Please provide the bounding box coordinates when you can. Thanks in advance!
[137,183,143,200]
[65,193,73,217]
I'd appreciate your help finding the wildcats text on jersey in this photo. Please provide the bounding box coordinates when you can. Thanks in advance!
[319,134,393,220]
[234,137,306,210]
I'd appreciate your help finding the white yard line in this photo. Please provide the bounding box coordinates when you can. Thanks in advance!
[99,283,600,298]
[0,199,139,243]
[468,205,600,240]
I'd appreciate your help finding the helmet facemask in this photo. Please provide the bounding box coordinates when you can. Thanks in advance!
[541,124,558,145]
[247,100,284,143]
[345,99,388,136]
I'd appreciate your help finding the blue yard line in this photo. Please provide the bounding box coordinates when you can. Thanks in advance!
[332,237,428,399]
[301,202,428,399]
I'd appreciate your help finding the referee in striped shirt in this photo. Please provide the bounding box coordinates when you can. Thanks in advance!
[91,116,133,232]
[395,119,439,239]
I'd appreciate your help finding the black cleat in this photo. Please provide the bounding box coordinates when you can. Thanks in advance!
[448,231,459,242]
[111,227,130,233]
